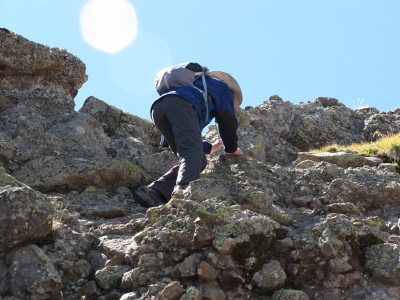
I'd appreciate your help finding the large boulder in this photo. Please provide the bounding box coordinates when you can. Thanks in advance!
[0,167,54,257]
[0,28,87,108]
[7,244,62,300]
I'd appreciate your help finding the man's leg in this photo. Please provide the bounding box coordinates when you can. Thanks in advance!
[150,96,206,200]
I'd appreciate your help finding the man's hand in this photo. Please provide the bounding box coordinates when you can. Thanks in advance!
[210,139,244,155]
[210,139,224,153]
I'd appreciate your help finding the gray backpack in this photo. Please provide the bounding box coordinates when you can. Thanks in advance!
[154,62,211,120]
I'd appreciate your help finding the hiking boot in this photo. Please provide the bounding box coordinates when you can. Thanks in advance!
[134,186,166,208]
[171,184,190,199]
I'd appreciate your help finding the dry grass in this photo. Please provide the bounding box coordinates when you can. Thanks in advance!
[48,195,67,231]
[311,133,400,159]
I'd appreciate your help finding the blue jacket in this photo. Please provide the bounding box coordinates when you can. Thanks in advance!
[151,77,239,153]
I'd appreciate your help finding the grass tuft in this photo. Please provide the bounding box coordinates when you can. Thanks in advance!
[310,134,400,165]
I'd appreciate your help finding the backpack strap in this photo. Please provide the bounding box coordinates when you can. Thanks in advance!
[191,65,210,123]
[201,72,209,123]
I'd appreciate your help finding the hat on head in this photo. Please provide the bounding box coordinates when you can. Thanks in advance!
[209,71,243,108]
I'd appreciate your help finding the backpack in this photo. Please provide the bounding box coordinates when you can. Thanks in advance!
[154,62,211,121]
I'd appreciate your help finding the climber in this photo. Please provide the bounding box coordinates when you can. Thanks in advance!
[134,67,244,208]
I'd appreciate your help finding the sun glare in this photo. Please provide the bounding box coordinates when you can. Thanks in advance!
[80,0,138,53]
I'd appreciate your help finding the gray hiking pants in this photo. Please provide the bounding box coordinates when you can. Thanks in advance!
[149,95,207,200]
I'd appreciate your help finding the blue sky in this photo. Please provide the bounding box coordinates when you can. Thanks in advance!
[1,0,399,120]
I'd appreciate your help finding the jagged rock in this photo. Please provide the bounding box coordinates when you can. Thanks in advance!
[98,235,138,265]
[326,174,400,209]
[378,162,398,173]
[173,253,202,279]
[87,250,108,272]
[157,281,184,300]
[0,28,87,107]
[1,29,400,300]
[0,184,54,257]
[296,151,383,168]
[225,97,375,165]
[252,259,287,293]
[363,113,400,141]
[137,253,161,268]
[0,31,160,195]
[6,244,62,300]
[79,96,123,136]
[80,96,159,145]
[328,258,353,273]
[364,243,400,285]
[95,265,131,291]
[355,106,380,114]
[269,95,283,101]
[315,96,339,107]
[212,208,279,255]
[12,156,149,193]
[193,226,214,249]
[197,261,219,282]
[325,202,362,215]
[136,151,178,179]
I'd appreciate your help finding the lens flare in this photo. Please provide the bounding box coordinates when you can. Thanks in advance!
[80,0,137,53]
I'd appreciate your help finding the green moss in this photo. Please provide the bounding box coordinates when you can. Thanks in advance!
[237,190,272,209]
[146,207,163,225]
[255,204,295,225]
[197,199,231,225]
[364,216,384,231]
[134,228,150,243]
[336,202,362,215]
[0,166,24,188]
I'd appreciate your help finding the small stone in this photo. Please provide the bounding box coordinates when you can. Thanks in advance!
[193,226,213,249]
[157,281,184,300]
[197,261,219,282]
[252,260,287,292]
[328,258,352,273]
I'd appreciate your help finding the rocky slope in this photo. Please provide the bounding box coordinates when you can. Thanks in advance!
[1,28,400,300]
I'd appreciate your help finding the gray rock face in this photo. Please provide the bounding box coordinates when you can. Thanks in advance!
[365,243,400,285]
[1,29,400,300]
[296,151,383,168]
[0,28,86,111]
[0,183,54,257]
[7,245,62,300]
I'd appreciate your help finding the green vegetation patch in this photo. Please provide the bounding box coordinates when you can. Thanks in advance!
[311,134,400,169]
